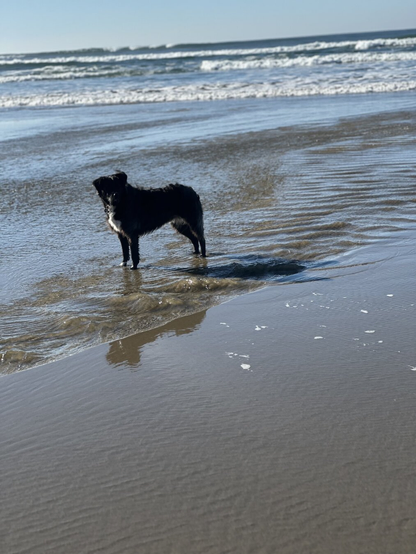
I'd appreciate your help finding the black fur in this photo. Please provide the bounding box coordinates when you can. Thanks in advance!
[93,171,206,269]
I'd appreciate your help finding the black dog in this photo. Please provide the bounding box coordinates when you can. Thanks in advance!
[93,171,206,269]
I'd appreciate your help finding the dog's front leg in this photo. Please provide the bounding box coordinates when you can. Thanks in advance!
[118,234,130,267]
[129,235,140,270]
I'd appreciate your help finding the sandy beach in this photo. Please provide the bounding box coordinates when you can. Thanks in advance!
[2,233,416,553]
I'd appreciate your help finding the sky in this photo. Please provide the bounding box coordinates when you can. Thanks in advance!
[1,0,416,54]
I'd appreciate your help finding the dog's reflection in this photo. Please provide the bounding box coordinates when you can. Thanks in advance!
[106,310,206,369]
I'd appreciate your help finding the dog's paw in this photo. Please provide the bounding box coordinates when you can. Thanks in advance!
[120,261,128,267]
[130,265,138,270]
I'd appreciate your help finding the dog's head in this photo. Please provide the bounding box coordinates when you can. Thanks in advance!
[93,171,128,206]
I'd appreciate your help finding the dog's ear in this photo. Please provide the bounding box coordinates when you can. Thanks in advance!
[113,172,127,185]
[92,177,103,190]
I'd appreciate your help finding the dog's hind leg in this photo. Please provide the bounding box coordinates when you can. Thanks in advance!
[118,234,130,267]
[171,220,200,254]
[172,220,200,254]
[129,235,140,270]
[199,237,206,258]
[188,217,206,258]
[191,211,206,257]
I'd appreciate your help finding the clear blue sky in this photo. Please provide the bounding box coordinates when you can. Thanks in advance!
[1,0,416,54]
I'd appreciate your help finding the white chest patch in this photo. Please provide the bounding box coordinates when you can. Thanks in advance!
[108,210,123,233]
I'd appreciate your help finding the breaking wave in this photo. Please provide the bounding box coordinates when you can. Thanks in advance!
[1,80,416,108]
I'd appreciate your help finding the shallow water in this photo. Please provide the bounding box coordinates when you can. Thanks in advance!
[1,94,416,372]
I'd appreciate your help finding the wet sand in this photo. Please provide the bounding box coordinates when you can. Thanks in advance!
[2,234,416,554]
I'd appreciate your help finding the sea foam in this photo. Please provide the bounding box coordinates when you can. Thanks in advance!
[2,79,416,109]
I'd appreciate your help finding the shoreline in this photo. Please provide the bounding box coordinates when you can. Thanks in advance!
[2,234,416,553]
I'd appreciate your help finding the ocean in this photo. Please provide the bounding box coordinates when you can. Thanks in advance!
[2,29,416,107]
[1,28,416,373]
